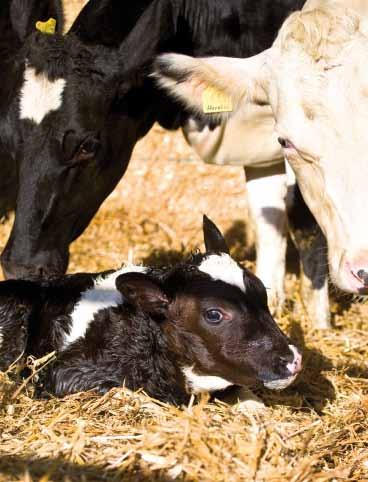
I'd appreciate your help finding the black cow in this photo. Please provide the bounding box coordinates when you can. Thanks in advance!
[0,217,302,403]
[0,0,64,218]
[0,0,304,279]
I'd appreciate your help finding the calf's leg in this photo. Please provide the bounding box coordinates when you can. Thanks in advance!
[44,356,121,397]
[285,164,331,329]
[245,163,287,315]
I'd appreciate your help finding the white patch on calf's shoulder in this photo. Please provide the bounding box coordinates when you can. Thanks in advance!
[20,66,66,124]
[183,366,233,394]
[64,264,148,348]
[198,253,245,292]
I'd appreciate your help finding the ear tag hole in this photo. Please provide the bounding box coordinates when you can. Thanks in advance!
[36,18,56,35]
[202,86,233,114]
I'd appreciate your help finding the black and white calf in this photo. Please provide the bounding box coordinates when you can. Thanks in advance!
[0,217,302,404]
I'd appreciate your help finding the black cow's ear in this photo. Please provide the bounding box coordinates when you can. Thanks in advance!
[10,0,64,43]
[203,215,229,254]
[116,272,170,320]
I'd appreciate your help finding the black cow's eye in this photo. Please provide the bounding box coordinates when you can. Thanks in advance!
[205,309,223,324]
[62,130,100,164]
[76,137,100,162]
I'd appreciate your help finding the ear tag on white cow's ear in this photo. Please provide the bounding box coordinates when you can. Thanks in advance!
[202,86,233,114]
[36,18,56,35]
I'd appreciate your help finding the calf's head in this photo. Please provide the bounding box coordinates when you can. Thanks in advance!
[154,1,368,294]
[117,216,302,393]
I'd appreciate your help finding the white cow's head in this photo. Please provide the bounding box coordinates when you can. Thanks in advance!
[154,1,368,294]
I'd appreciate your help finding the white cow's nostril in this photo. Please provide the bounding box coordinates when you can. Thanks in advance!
[357,269,368,285]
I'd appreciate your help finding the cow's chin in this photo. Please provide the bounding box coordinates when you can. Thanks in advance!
[263,374,298,391]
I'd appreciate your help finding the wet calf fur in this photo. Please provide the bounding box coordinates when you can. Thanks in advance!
[0,217,302,404]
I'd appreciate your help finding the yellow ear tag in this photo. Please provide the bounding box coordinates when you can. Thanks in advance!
[202,86,233,114]
[36,18,56,35]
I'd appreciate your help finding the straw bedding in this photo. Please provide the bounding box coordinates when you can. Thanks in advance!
[0,1,367,480]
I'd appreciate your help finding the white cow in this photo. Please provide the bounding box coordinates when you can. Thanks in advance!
[155,0,368,328]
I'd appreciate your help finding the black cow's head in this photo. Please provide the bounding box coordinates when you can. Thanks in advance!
[0,0,203,279]
[1,26,156,279]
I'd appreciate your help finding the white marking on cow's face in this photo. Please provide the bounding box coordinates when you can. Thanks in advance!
[64,265,148,348]
[20,66,66,124]
[198,253,245,292]
[182,366,233,394]
[0,326,3,349]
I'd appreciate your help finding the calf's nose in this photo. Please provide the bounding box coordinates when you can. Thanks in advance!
[286,345,302,375]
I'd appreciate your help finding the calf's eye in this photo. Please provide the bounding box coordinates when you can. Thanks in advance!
[205,309,223,324]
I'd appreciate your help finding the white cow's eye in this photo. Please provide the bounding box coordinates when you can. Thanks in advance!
[278,137,295,149]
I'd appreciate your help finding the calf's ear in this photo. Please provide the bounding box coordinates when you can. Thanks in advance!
[116,272,170,319]
[203,215,229,254]
[153,49,272,120]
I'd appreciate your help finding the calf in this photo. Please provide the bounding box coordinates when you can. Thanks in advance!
[0,217,301,404]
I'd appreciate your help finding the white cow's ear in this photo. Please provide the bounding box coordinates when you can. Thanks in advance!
[153,50,272,119]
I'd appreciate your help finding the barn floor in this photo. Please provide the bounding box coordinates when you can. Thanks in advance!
[1,1,368,481]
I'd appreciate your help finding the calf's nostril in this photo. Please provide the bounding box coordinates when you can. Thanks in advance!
[279,355,292,365]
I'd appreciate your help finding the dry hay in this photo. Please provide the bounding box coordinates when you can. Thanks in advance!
[0,1,368,481]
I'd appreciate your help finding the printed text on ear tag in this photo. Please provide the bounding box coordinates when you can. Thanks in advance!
[202,86,233,114]
[36,18,57,35]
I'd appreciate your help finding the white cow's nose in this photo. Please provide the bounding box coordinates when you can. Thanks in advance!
[357,269,368,286]
[341,252,368,293]
[349,263,368,290]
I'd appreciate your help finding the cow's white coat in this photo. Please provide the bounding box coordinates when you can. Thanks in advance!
[20,67,66,124]
[64,265,147,347]
[198,253,245,292]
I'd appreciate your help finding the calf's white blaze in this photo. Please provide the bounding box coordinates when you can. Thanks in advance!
[198,253,245,292]
[20,67,66,124]
[182,366,233,393]
[64,265,147,348]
